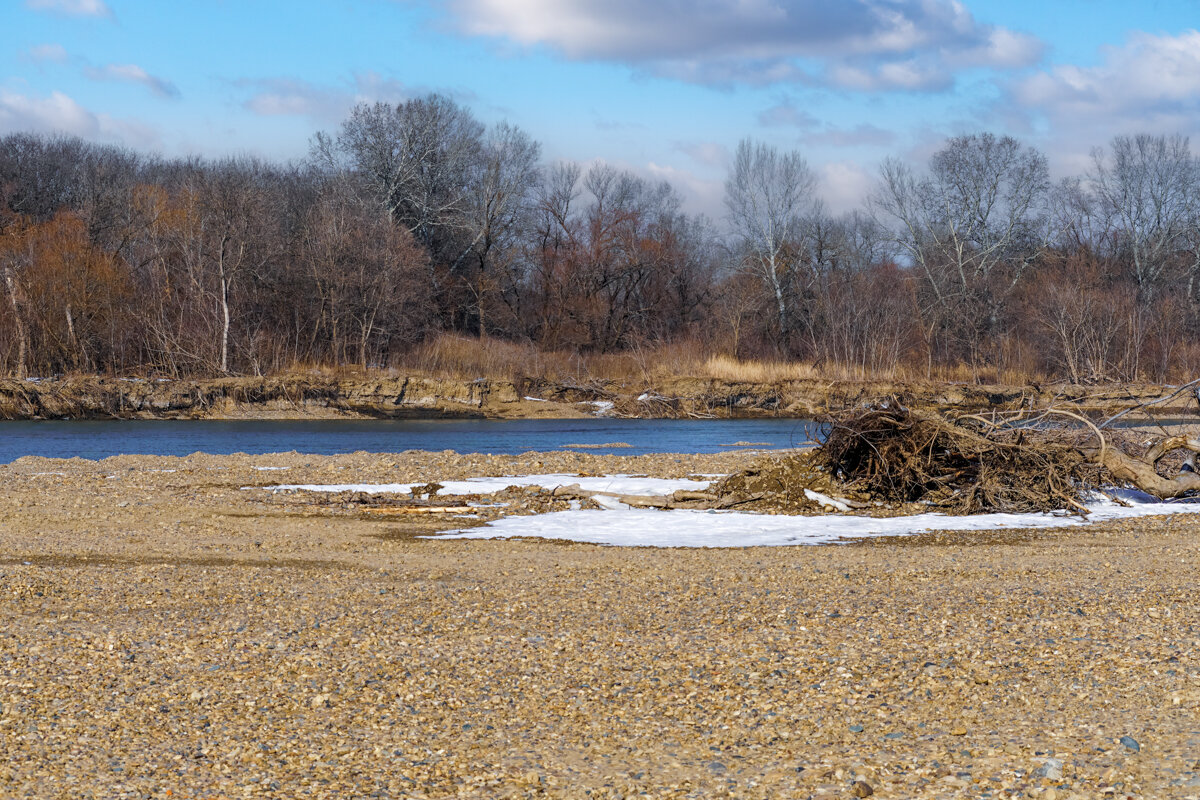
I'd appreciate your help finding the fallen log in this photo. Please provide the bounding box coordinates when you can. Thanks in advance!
[1080,434,1200,499]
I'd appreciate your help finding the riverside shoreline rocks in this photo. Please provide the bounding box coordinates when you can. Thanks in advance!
[0,374,1196,420]
[1,450,1199,798]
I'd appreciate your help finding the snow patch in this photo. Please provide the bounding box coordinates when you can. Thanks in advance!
[583,400,615,416]
[261,474,713,496]
[433,488,1200,548]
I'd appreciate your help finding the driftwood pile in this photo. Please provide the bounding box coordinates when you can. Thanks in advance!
[815,407,1092,514]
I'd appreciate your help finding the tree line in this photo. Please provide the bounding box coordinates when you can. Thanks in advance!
[2,94,1199,383]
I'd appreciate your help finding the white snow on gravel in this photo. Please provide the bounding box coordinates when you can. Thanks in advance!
[263,474,713,497]
[433,488,1200,548]
[257,475,1200,548]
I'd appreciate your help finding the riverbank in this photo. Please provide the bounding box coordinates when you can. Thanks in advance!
[1,450,1198,798]
[0,374,1194,420]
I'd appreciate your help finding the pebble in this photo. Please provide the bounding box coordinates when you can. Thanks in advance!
[0,449,1197,798]
[1120,736,1141,753]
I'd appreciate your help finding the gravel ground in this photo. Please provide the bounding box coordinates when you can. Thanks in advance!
[1,450,1199,799]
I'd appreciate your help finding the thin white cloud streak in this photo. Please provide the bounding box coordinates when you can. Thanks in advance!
[443,0,1044,90]
[84,63,180,99]
[24,43,69,63]
[25,0,112,18]
[238,73,447,124]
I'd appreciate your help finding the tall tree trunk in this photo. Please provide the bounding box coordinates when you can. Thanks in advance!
[3,266,29,379]
[219,274,231,374]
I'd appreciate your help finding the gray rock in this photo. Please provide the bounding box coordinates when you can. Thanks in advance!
[1119,735,1141,753]
[1034,758,1064,781]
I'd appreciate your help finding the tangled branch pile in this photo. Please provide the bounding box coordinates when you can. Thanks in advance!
[816,406,1093,514]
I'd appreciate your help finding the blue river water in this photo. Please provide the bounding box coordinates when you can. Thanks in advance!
[0,418,820,463]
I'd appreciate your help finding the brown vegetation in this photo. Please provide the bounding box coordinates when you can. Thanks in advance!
[3,123,1200,384]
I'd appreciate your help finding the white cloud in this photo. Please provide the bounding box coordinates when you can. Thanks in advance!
[442,0,1043,91]
[1015,30,1200,119]
[802,124,897,148]
[0,89,99,137]
[645,161,725,216]
[817,160,876,215]
[755,98,896,148]
[85,63,180,98]
[25,0,112,18]
[673,141,730,168]
[0,88,157,147]
[24,43,69,63]
[1011,29,1200,159]
[240,73,414,123]
[757,99,819,128]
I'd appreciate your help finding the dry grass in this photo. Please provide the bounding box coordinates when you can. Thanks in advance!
[397,334,574,381]
[697,355,820,383]
[274,335,1054,387]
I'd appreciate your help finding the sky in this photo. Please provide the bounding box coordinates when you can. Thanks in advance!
[5,0,1200,216]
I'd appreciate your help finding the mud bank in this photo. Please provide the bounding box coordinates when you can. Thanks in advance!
[0,374,1194,420]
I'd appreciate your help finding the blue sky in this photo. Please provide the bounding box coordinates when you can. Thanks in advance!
[5,0,1200,215]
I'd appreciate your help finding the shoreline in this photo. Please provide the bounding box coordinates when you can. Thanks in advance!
[1,374,1196,421]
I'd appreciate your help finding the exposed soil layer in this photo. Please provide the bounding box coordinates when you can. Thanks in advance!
[1,450,1199,798]
[1,374,1196,420]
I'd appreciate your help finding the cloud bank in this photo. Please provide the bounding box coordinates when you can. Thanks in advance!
[444,0,1043,90]
[0,88,157,146]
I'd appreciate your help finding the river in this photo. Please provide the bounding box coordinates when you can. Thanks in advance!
[0,418,819,462]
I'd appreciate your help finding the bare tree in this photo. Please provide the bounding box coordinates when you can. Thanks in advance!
[724,139,816,348]
[872,133,1050,369]
[462,122,541,335]
[317,94,484,249]
[1086,134,1197,300]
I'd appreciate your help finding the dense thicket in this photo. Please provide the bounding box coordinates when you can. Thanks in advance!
[2,97,1199,381]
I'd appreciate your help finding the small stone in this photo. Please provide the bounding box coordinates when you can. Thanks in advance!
[883,732,903,740]
[1119,735,1140,753]
[848,724,864,733]
[851,780,874,797]
[1035,758,1064,781]
[950,726,967,736]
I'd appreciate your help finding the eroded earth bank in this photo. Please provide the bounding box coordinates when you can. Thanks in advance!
[1,449,1199,798]
[1,375,1196,420]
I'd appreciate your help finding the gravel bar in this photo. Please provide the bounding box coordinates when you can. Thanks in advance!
[1,450,1199,798]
